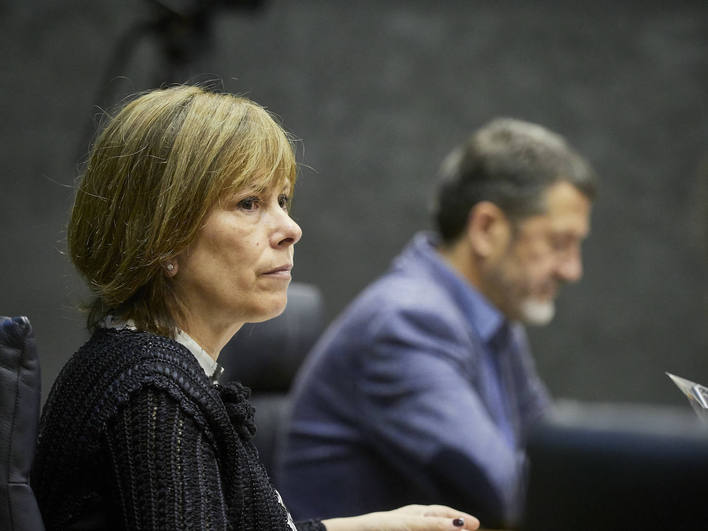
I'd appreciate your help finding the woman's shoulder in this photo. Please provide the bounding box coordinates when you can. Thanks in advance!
[48,328,219,426]
[59,328,188,381]
[76,327,202,374]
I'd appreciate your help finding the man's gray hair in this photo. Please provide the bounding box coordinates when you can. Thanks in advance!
[433,118,597,244]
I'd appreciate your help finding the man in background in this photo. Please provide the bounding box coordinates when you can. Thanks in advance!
[278,118,597,528]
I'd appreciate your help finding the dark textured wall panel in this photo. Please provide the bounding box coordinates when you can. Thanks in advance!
[2,0,707,405]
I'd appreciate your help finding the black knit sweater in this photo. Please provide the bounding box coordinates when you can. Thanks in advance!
[32,327,325,531]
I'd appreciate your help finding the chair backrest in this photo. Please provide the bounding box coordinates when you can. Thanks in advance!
[0,316,45,531]
[220,282,326,392]
[219,282,326,477]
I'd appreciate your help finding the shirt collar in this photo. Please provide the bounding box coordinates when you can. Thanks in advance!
[174,328,221,380]
[102,316,223,382]
[399,231,508,345]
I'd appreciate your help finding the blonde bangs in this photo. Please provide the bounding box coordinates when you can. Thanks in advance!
[215,100,297,199]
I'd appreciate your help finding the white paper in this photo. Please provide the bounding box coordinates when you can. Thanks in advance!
[667,372,708,424]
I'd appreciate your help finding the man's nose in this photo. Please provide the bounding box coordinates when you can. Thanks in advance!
[556,249,583,282]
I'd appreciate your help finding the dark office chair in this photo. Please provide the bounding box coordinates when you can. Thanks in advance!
[0,316,45,531]
[219,282,325,479]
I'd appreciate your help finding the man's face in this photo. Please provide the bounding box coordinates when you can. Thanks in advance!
[482,181,592,325]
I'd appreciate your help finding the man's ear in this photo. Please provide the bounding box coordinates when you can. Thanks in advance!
[465,201,511,258]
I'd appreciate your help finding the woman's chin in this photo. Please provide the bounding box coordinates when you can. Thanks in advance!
[248,296,289,324]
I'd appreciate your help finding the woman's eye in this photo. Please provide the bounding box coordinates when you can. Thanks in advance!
[278,194,290,210]
[238,197,259,211]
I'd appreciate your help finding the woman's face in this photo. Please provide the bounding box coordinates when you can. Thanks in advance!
[171,179,302,344]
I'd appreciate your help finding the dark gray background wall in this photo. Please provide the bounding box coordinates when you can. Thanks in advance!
[2,0,707,406]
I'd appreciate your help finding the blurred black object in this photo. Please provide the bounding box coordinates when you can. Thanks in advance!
[522,401,708,531]
[145,0,266,69]
[77,0,267,159]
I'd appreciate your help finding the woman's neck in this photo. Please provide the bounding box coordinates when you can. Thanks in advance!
[177,317,244,361]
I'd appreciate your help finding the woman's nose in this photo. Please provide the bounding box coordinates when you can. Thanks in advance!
[272,208,302,248]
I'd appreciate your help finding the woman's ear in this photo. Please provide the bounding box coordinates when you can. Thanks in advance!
[465,201,512,259]
[163,261,179,277]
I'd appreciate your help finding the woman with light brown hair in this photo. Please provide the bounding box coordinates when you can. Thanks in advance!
[32,85,479,531]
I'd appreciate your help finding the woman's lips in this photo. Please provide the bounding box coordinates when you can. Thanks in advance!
[261,264,292,279]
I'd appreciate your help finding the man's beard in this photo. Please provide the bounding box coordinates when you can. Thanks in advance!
[484,261,558,326]
[519,298,555,326]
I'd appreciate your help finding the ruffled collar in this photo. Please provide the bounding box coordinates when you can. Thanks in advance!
[216,381,257,439]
